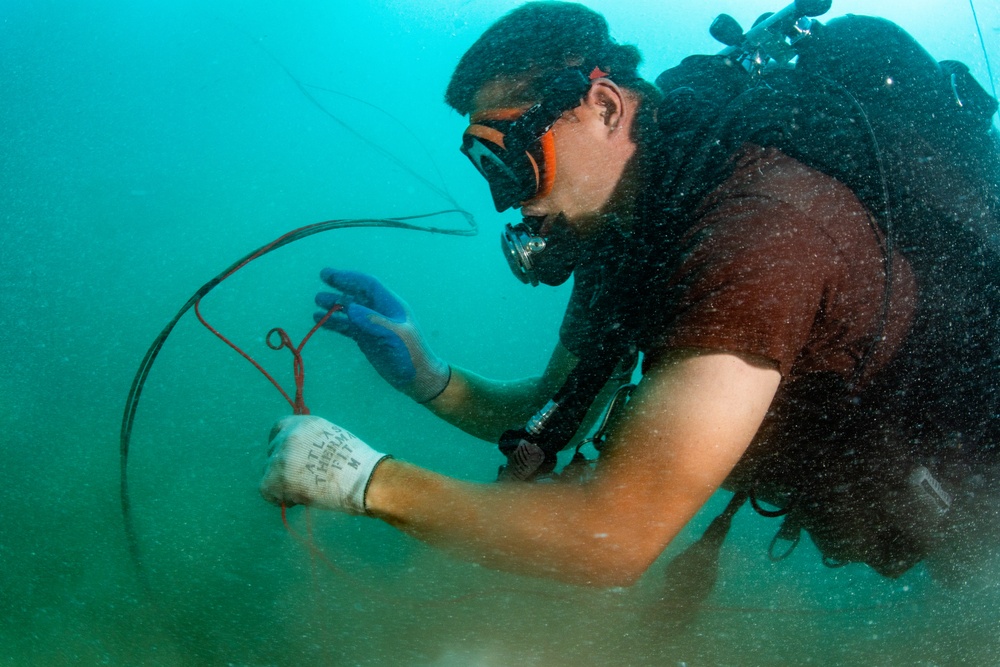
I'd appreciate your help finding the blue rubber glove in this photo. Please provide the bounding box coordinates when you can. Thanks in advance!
[315,269,451,403]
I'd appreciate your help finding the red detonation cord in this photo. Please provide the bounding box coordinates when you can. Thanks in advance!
[193,289,345,571]
[193,298,342,415]
[192,294,492,597]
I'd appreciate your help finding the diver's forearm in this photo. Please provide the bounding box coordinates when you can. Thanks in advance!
[424,366,548,441]
[364,458,651,587]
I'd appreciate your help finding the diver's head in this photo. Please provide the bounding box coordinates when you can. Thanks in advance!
[447,2,660,285]
[447,2,659,220]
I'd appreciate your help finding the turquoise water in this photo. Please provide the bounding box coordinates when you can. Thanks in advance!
[3,0,999,664]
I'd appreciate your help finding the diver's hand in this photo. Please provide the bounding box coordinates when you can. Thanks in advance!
[315,269,450,403]
[259,415,390,515]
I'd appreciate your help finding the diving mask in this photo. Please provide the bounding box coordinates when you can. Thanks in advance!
[460,68,594,212]
[462,109,557,212]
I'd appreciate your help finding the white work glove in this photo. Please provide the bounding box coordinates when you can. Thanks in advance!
[259,415,390,515]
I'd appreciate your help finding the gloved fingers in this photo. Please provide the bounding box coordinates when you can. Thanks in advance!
[319,268,379,298]
[315,292,354,335]
[315,287,358,317]
[261,415,322,507]
[313,299,396,340]
[259,467,292,506]
[313,309,352,335]
[319,269,406,320]
[268,414,300,444]
[315,287,350,309]
[261,430,292,506]
[259,469,304,508]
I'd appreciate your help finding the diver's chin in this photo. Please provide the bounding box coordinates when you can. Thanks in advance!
[519,203,544,217]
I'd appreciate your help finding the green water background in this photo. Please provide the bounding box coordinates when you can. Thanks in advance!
[3,0,1000,664]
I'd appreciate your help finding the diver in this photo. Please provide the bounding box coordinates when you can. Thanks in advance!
[259,1,1000,587]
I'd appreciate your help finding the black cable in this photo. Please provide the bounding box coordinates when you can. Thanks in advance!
[969,0,999,102]
[250,38,463,210]
[120,210,475,590]
[824,78,895,391]
[121,23,480,601]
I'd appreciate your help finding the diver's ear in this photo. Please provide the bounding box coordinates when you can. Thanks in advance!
[585,79,627,133]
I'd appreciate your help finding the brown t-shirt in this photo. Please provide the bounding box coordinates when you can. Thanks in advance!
[561,146,916,384]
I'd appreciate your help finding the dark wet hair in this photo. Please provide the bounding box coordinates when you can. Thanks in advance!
[446,2,661,141]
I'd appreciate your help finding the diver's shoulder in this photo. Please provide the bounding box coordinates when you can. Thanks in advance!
[716,144,864,216]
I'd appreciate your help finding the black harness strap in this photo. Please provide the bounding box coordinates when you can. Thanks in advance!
[498,338,631,480]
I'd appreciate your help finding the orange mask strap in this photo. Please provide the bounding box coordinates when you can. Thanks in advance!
[464,124,507,150]
[528,130,557,203]
[464,108,533,151]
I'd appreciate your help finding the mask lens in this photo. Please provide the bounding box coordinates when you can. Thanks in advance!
[461,116,546,212]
